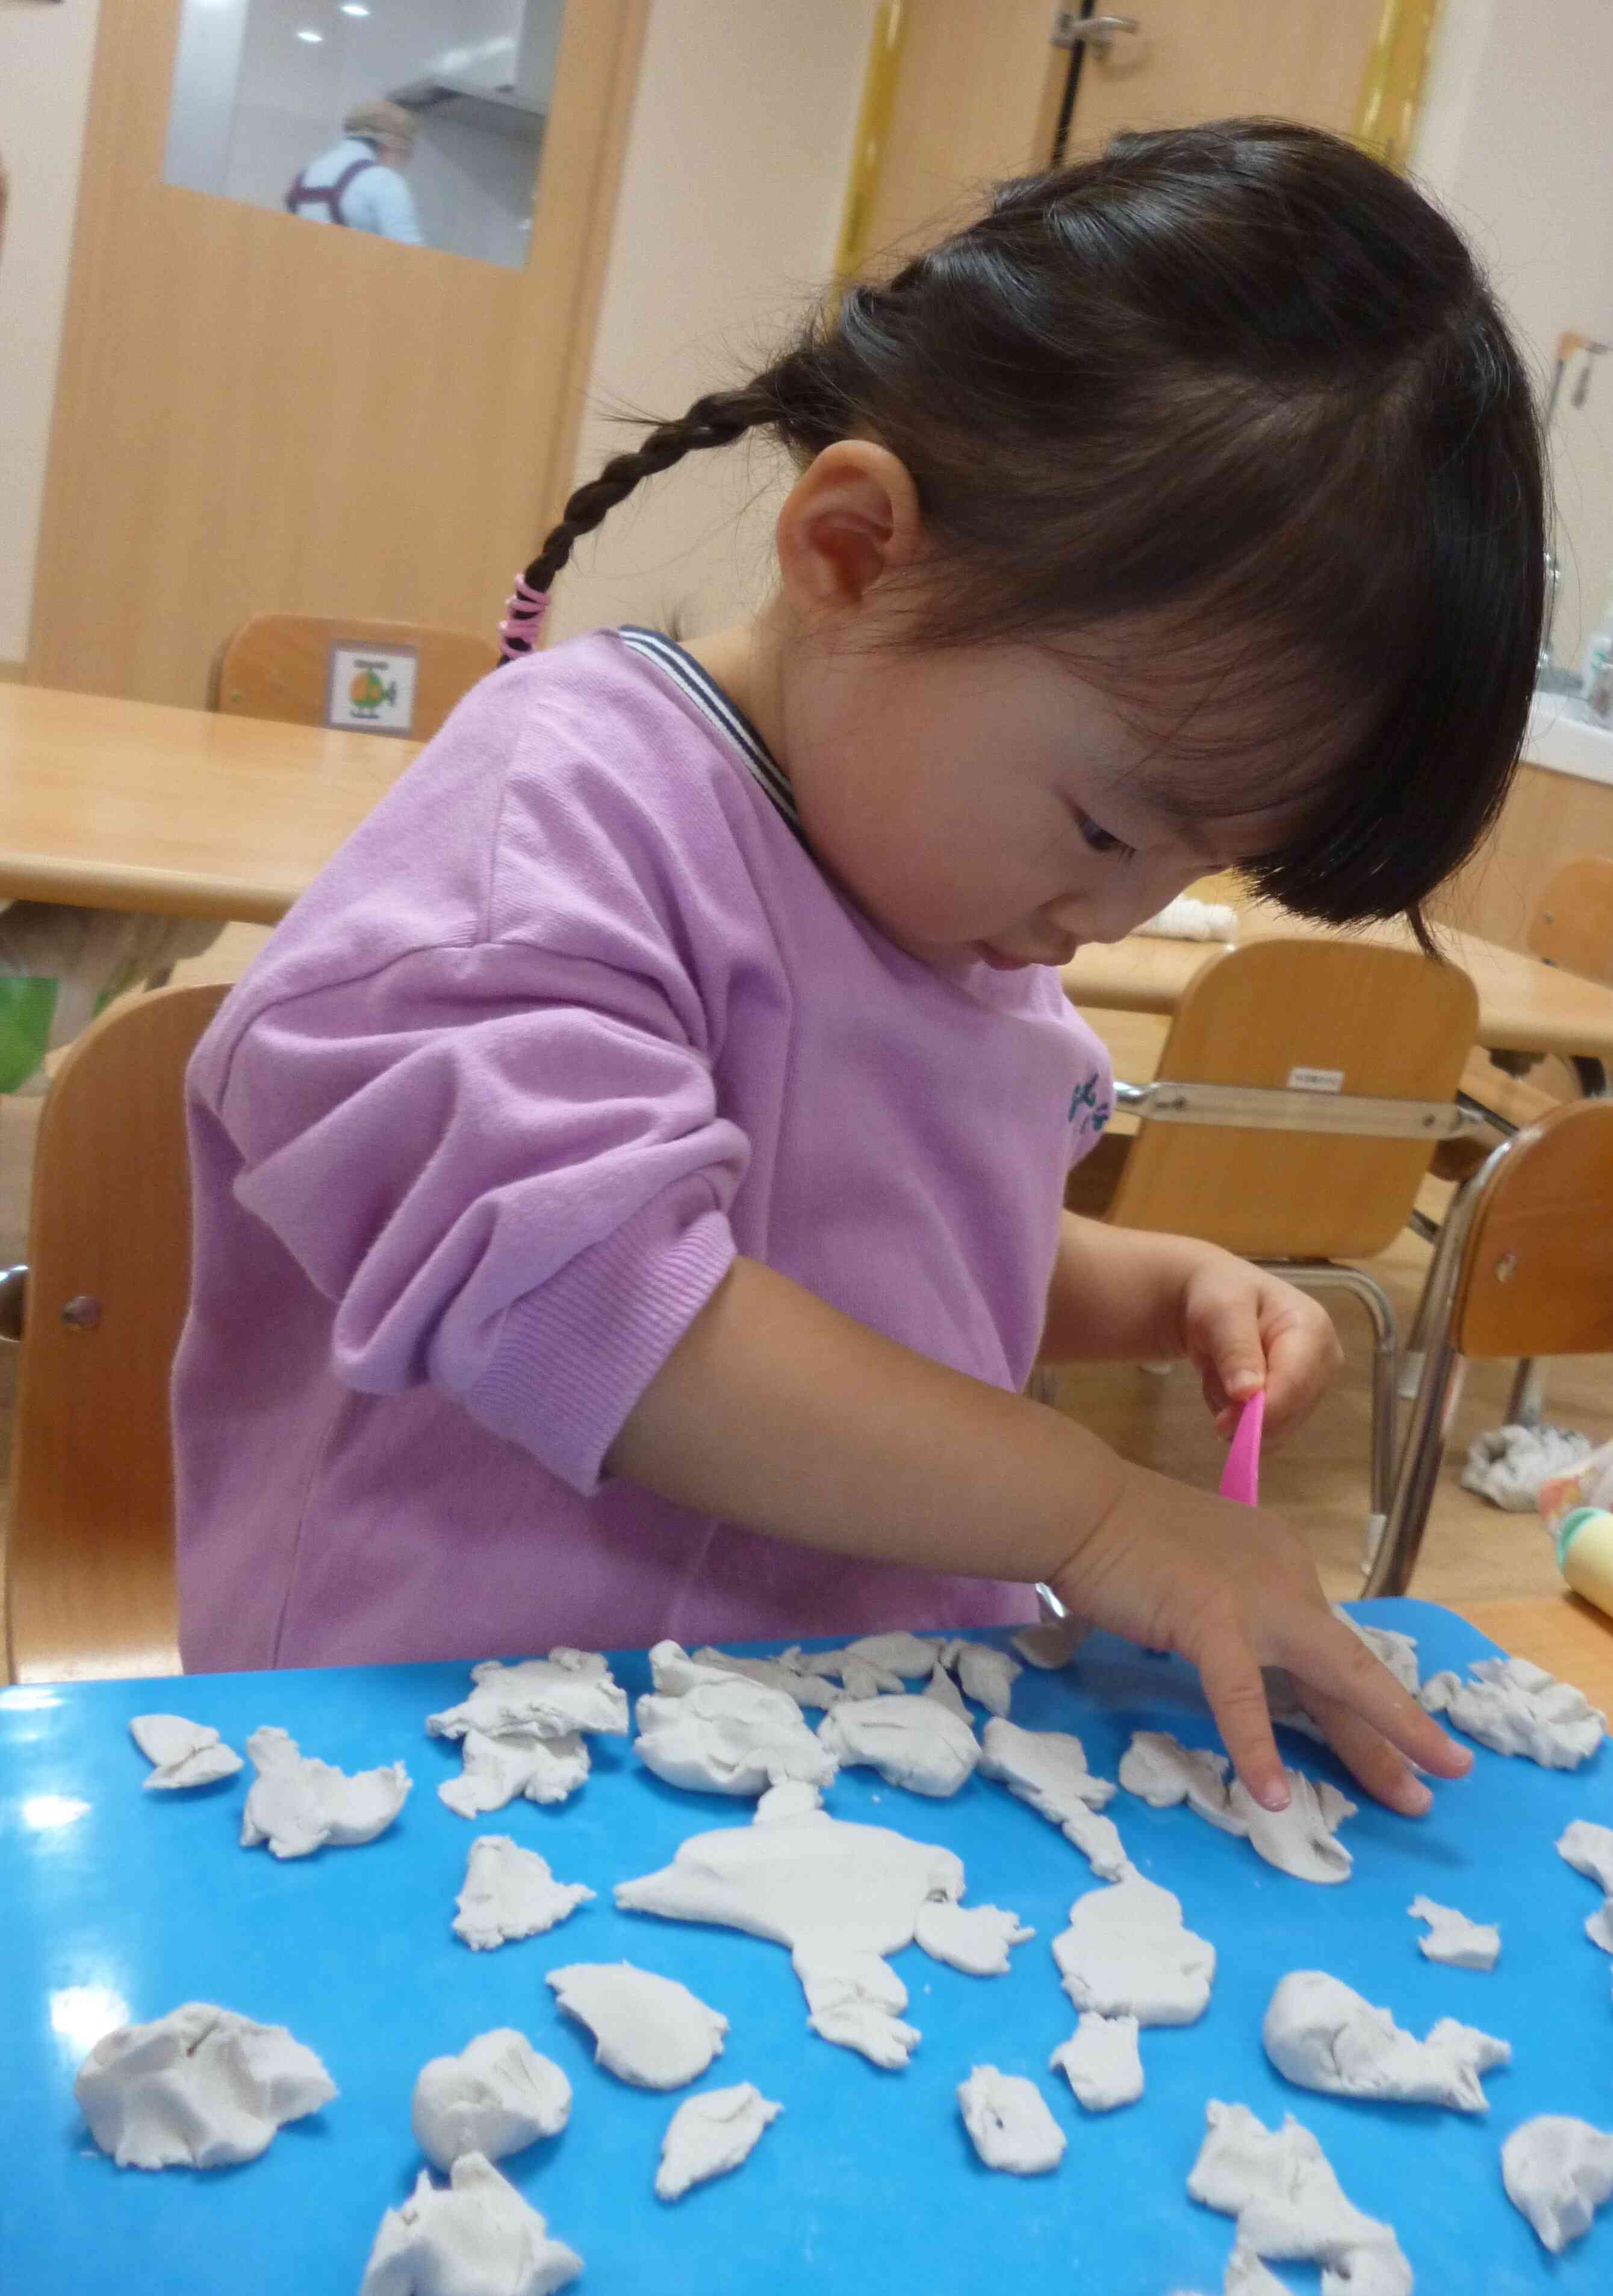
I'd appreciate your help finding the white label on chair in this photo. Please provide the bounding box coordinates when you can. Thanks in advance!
[1287,1065,1345,1093]
[326,645,418,736]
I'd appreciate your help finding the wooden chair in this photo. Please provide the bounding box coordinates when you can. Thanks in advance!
[1368,1097,1613,1595]
[211,613,499,745]
[2,983,226,1683]
[1066,939,1482,1572]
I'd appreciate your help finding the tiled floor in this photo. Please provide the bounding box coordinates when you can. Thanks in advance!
[1,938,1607,1660]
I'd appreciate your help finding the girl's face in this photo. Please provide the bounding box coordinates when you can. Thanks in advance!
[755,441,1296,973]
[779,631,1286,972]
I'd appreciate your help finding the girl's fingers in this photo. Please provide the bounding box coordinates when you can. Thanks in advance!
[1279,1608,1473,1780]
[1190,1619,1290,1811]
[1293,1684,1434,1816]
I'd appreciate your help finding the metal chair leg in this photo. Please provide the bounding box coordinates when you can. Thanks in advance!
[1361,1153,1500,1596]
[1504,1356,1548,1428]
[1256,1261,1398,1572]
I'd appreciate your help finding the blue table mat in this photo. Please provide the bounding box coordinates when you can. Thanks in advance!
[2,1600,1610,2294]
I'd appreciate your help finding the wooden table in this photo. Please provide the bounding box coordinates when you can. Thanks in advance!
[0,683,414,925]
[1064,904,1613,1063]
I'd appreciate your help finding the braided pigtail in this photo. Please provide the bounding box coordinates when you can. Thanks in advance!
[497,366,831,663]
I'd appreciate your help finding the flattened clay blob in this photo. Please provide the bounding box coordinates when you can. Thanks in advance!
[1186,2100,1411,2296]
[240,1726,410,1858]
[1557,1819,1613,1954]
[935,1639,1021,1718]
[74,2001,335,2170]
[358,2150,582,2296]
[834,1631,943,1680]
[1010,1616,1092,1671]
[816,1693,979,1797]
[452,1836,593,1952]
[617,1800,968,2067]
[1262,1970,1509,2111]
[1420,1654,1605,1768]
[1407,1894,1500,1970]
[128,1714,243,1791]
[655,2082,782,2201]
[438,1730,589,1820]
[412,2031,571,2170]
[1118,1731,1240,1832]
[957,2066,1066,2174]
[545,1962,727,2090]
[913,1898,1033,1976]
[924,1659,971,1719]
[978,1717,1124,1872]
[634,1677,837,1796]
[1226,1770,1356,1884]
[427,1652,628,1743]
[1048,2011,1143,2111]
[1502,2115,1613,2254]
[1052,1866,1214,2026]
[1119,1733,1354,1881]
[683,1644,843,1711]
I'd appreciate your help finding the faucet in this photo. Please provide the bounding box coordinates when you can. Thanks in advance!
[1535,547,1582,695]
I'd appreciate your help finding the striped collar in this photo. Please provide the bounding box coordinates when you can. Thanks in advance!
[618,625,804,840]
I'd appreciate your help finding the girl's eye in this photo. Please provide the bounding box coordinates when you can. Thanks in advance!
[1075,809,1134,859]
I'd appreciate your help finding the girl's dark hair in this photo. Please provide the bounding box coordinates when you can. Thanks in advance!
[512,119,1544,943]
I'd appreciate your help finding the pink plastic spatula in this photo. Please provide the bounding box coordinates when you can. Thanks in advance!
[1218,1389,1266,1507]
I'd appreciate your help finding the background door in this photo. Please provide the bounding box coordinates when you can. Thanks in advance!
[27,1,646,707]
[848,0,1419,273]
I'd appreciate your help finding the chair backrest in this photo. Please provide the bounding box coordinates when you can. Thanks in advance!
[1105,939,1479,1258]
[1527,855,1613,985]
[1452,1097,1613,1361]
[4,982,227,1683]
[212,613,499,744]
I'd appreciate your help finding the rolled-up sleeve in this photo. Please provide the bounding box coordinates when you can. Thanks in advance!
[213,939,748,1494]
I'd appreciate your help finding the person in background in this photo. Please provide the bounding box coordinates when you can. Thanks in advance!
[285,99,424,246]
[177,122,1546,1823]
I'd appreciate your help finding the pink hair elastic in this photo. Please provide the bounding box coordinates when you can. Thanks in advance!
[498,572,550,662]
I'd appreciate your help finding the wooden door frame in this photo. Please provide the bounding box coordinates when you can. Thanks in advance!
[28,1,647,704]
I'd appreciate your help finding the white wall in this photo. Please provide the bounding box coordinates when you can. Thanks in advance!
[0,0,105,668]
[545,0,878,644]
[1413,0,1613,670]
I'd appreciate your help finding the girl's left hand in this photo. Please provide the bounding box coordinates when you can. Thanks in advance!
[1176,1253,1343,1442]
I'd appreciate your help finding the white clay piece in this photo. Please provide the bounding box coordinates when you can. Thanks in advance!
[634,1676,838,1797]
[412,2031,571,2170]
[977,1716,1126,1876]
[1557,1818,1613,1955]
[934,1638,1021,1717]
[655,2082,782,2201]
[452,1835,594,1951]
[545,1962,727,2090]
[957,2065,1066,2174]
[617,1795,986,2068]
[911,1897,1033,1976]
[1048,2011,1143,2111]
[128,1713,243,1791]
[1010,1615,1091,1671]
[1262,1970,1509,2111]
[438,1729,590,1820]
[1419,1654,1606,1768]
[1120,1731,1357,1883]
[240,1725,410,1858]
[1502,2114,1613,2254]
[1265,1610,1422,1746]
[1187,2100,1412,2296]
[1051,1866,1215,2026]
[358,2150,582,2296]
[427,1651,629,1742]
[75,2001,335,2170]
[816,1693,980,1797]
[1407,1894,1500,1970]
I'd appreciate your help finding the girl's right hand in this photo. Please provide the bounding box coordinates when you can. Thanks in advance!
[1046,1462,1472,1816]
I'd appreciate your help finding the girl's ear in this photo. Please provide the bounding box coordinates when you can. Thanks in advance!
[774,441,924,627]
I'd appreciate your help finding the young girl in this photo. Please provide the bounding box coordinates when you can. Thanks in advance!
[175,121,1543,1820]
